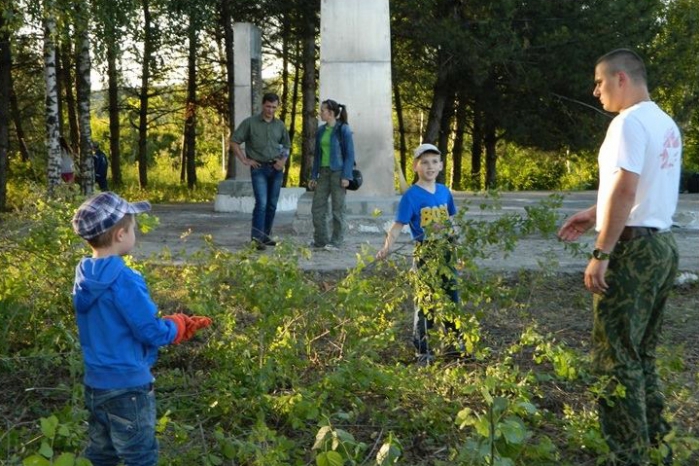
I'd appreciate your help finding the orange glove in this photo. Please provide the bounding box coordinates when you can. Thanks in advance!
[162,313,189,344]
[181,315,213,342]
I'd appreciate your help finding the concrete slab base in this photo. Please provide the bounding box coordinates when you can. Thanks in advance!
[293,191,403,235]
[215,180,306,213]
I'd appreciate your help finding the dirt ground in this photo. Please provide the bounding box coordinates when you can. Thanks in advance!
[133,191,699,273]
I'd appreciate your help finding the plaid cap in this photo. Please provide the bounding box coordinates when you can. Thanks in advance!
[72,192,151,240]
[413,143,441,159]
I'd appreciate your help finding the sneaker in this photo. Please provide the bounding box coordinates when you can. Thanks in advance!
[323,244,340,252]
[263,239,277,247]
[443,341,467,357]
[251,239,266,251]
[308,241,326,249]
[416,353,435,367]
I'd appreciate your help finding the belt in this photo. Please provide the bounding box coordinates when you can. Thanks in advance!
[619,226,658,241]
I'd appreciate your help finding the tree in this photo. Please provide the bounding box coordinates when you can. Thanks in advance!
[650,0,699,169]
[182,11,197,189]
[392,0,667,190]
[0,4,11,210]
[220,0,235,179]
[136,0,152,188]
[43,0,62,190]
[92,0,139,188]
[75,0,94,194]
[297,3,319,186]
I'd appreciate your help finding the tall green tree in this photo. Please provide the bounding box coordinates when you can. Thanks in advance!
[650,0,699,169]
[182,10,198,189]
[92,0,139,187]
[135,0,153,188]
[0,4,11,210]
[75,0,94,194]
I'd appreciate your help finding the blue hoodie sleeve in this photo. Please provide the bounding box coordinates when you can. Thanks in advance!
[113,268,178,346]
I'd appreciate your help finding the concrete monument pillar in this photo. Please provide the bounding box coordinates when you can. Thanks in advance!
[216,23,304,212]
[231,22,262,183]
[293,0,398,232]
[319,0,395,197]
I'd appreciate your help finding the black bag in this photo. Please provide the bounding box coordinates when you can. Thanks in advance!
[347,168,363,191]
[338,123,362,191]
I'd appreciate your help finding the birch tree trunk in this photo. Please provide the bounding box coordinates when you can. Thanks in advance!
[43,7,62,190]
[75,0,94,194]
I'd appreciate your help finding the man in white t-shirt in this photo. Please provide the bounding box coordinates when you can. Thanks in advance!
[558,49,682,465]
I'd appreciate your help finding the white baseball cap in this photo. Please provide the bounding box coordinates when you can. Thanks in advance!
[413,143,441,159]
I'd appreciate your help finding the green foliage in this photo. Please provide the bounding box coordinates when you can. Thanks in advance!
[496,145,598,192]
[20,410,91,466]
[0,185,86,356]
[2,188,698,465]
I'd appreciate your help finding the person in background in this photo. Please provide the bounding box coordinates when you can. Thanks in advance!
[376,143,464,366]
[72,192,212,466]
[59,137,75,183]
[232,93,291,250]
[308,99,355,251]
[558,48,682,465]
[92,142,109,191]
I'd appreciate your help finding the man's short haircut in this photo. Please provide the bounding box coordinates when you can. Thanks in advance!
[262,92,280,104]
[596,48,647,84]
[88,214,133,249]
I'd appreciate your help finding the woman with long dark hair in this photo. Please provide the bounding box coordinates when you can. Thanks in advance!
[308,99,355,250]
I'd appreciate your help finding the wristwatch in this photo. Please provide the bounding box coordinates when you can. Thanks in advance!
[592,248,611,261]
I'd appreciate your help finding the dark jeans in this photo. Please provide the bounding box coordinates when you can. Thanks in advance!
[84,383,158,466]
[95,175,108,191]
[250,164,283,242]
[412,241,460,354]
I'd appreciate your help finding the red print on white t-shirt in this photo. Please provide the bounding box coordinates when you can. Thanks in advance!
[660,128,680,169]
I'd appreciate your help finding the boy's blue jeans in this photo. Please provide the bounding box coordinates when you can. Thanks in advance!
[250,164,283,242]
[84,383,158,466]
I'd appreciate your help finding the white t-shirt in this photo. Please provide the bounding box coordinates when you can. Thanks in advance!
[596,101,682,231]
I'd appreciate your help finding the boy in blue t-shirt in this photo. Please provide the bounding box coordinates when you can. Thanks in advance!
[72,192,212,465]
[377,144,462,365]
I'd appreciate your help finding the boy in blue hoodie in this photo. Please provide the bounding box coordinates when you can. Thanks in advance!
[72,192,211,466]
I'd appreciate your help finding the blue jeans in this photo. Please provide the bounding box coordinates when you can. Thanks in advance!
[84,383,158,466]
[250,164,283,242]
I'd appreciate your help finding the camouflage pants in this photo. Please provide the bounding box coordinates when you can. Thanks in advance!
[592,232,678,465]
